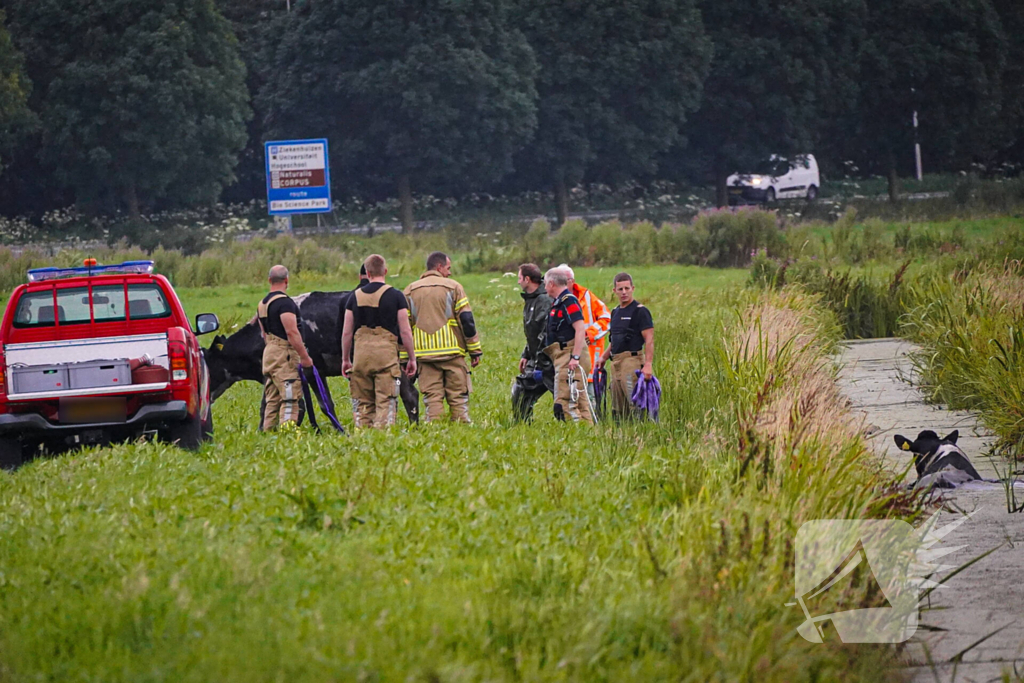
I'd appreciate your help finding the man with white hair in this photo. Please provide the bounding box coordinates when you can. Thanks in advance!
[558,263,610,413]
[542,268,596,424]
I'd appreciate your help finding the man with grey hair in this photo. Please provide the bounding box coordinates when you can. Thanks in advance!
[557,263,610,416]
[257,264,314,430]
[542,267,596,424]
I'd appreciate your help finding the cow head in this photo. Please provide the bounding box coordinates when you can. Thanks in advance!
[894,430,959,476]
[202,326,265,402]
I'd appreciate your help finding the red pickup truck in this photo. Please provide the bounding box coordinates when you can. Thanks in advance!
[0,260,220,468]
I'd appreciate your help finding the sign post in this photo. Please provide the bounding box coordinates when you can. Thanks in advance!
[264,139,332,226]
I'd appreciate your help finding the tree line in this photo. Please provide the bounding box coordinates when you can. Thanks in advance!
[1,0,1022,231]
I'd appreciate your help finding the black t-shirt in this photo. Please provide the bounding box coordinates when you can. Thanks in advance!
[261,292,300,340]
[346,282,408,338]
[546,291,585,346]
[609,300,654,354]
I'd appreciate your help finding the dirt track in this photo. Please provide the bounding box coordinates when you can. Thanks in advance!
[838,338,1024,683]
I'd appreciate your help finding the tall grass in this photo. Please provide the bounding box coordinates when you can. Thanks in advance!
[0,209,789,293]
[750,257,915,339]
[902,263,1024,458]
[0,271,906,681]
[3,210,1024,298]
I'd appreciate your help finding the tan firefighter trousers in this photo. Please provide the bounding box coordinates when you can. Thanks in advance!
[262,334,302,431]
[544,343,596,424]
[610,352,645,421]
[350,326,401,429]
[419,356,472,423]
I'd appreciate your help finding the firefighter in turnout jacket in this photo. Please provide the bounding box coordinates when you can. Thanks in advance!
[258,265,314,430]
[542,268,596,424]
[403,251,482,423]
[341,255,418,429]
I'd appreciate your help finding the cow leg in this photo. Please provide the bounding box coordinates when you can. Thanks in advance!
[258,389,267,432]
[399,372,420,424]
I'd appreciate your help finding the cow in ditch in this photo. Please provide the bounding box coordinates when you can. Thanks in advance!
[893,429,982,490]
[203,291,420,425]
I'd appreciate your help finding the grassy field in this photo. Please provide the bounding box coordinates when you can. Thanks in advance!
[0,265,907,681]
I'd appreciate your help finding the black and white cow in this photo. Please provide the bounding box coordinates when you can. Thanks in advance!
[203,291,419,424]
[893,430,982,489]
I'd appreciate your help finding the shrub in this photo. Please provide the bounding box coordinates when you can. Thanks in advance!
[545,219,589,265]
[623,221,658,266]
[589,221,626,265]
[656,221,708,265]
[522,219,551,265]
[693,208,784,268]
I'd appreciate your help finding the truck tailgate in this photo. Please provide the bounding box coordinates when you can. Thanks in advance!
[4,333,169,400]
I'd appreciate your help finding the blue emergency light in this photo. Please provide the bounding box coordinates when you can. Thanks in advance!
[27,260,155,283]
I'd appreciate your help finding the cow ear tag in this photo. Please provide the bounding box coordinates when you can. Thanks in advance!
[215,343,224,351]
[901,442,910,451]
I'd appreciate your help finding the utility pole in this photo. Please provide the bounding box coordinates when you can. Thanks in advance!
[910,87,922,182]
[286,0,291,11]
[913,110,922,181]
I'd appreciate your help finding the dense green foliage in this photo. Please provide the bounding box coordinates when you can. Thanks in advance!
[0,270,906,680]
[260,0,538,231]
[682,0,866,206]
[848,0,1007,196]
[514,0,710,222]
[2,0,251,216]
[3,0,1024,222]
[0,11,32,173]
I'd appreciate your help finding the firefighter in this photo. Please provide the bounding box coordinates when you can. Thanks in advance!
[258,265,314,430]
[344,263,372,422]
[403,251,482,423]
[558,264,610,411]
[341,255,418,429]
[512,263,555,421]
[595,272,655,421]
[542,268,596,424]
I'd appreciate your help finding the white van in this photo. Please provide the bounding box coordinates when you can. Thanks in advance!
[727,154,820,205]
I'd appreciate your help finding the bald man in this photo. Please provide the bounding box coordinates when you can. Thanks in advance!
[257,265,314,430]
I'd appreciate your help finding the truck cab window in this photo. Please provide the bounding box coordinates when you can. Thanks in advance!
[54,288,92,324]
[126,284,171,320]
[92,285,127,322]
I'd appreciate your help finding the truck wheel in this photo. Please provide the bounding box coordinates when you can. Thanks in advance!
[0,437,24,471]
[764,188,777,204]
[201,411,214,442]
[807,185,818,202]
[163,414,204,451]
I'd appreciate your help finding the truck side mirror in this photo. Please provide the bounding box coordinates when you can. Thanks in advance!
[195,313,220,335]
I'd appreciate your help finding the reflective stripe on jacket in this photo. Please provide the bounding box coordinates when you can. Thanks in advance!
[572,283,611,377]
[402,270,482,361]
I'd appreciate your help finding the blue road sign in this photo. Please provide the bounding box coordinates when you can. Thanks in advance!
[265,138,331,215]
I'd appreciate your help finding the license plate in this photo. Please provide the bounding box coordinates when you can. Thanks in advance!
[729,188,743,194]
[59,397,127,424]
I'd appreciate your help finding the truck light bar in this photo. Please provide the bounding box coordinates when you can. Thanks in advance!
[27,260,155,283]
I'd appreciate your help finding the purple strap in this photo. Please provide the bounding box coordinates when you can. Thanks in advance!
[298,364,346,434]
[630,370,661,422]
[592,367,608,410]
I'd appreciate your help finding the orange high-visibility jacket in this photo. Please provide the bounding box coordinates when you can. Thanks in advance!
[572,283,610,381]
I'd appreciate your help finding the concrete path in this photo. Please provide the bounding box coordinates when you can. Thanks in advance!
[838,339,1024,683]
